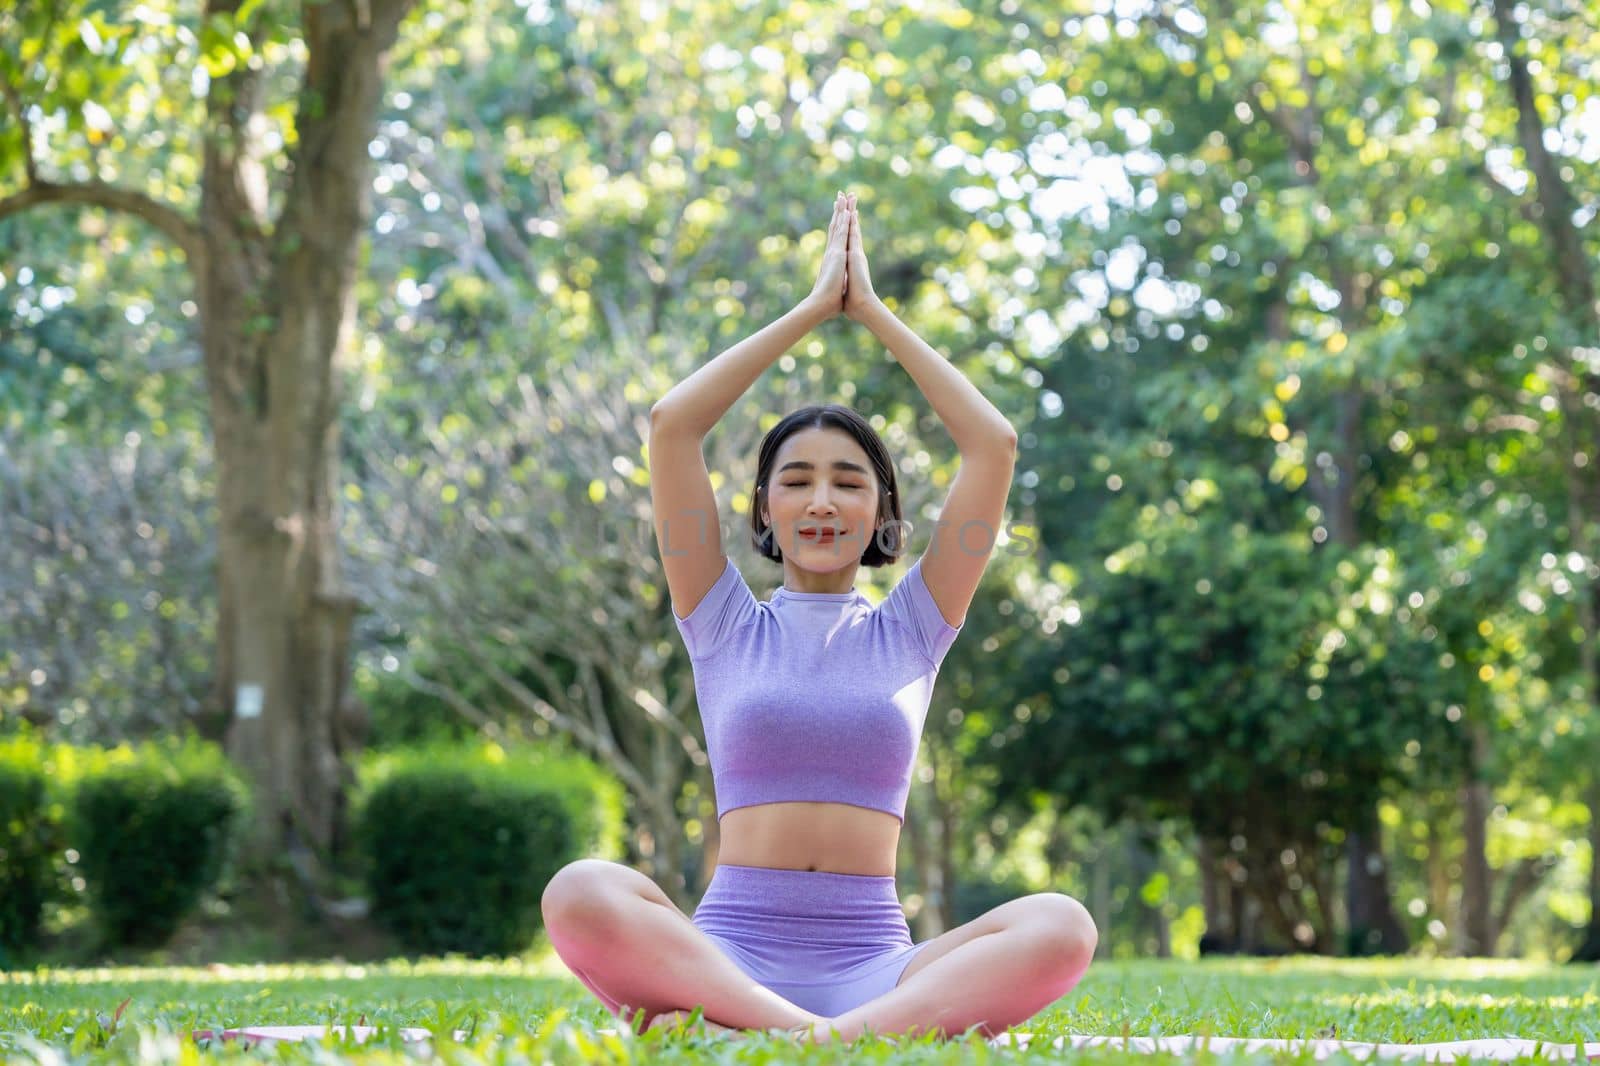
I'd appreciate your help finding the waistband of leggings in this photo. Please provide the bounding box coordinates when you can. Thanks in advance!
[701,862,901,910]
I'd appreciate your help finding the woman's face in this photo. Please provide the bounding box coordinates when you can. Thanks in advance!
[761,427,882,569]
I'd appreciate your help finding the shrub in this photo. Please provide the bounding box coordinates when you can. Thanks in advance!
[0,733,59,959]
[69,737,248,949]
[951,873,1035,926]
[356,742,613,956]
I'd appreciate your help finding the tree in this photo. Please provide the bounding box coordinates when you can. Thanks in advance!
[1486,0,1600,961]
[0,0,418,871]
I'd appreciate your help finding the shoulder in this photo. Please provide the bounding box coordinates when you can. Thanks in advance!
[873,559,963,665]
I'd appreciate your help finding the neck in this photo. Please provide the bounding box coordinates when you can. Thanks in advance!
[781,561,859,595]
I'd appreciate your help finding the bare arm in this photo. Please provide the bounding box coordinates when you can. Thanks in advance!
[842,192,1014,451]
[855,300,1017,452]
[842,195,1015,628]
[649,192,853,436]
[649,298,833,437]
[649,194,852,617]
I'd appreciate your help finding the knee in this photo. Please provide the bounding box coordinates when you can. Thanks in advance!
[542,859,626,933]
[1023,893,1097,983]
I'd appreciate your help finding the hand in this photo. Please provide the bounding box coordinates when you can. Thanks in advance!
[806,191,851,318]
[842,193,880,321]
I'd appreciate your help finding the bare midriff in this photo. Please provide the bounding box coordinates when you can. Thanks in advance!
[716,801,901,876]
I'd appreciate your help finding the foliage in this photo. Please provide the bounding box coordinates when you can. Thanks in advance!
[66,738,249,950]
[1008,530,1455,825]
[4,0,1598,957]
[0,432,217,742]
[950,0,1597,954]
[354,741,619,956]
[0,731,60,960]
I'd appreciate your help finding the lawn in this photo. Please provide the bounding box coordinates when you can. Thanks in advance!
[2,948,1597,1062]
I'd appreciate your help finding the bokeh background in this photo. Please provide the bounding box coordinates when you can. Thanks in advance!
[2,0,1597,966]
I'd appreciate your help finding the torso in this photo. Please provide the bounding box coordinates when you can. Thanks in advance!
[716,801,901,876]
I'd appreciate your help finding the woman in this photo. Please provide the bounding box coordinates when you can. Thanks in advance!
[541,192,1097,1043]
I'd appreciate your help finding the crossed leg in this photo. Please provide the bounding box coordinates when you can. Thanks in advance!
[540,859,826,1034]
[543,860,1095,1043]
[804,892,1098,1043]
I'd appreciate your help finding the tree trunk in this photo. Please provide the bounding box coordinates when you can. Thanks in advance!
[205,0,413,874]
[1317,375,1411,957]
[932,742,960,932]
[1426,801,1452,920]
[616,777,691,907]
[1457,719,1495,955]
[1573,782,1600,962]
[1346,812,1411,955]
[1199,837,1231,949]
[1238,892,1261,954]
[653,810,687,910]
[905,773,947,940]
[1493,854,1560,955]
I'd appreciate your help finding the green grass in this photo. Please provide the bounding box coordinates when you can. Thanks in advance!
[2,950,1597,1062]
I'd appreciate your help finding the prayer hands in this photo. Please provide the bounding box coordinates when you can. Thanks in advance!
[808,191,881,321]
[841,194,880,321]
[808,191,852,317]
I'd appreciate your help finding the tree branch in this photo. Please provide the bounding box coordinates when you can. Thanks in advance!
[0,79,38,186]
[0,179,205,270]
[1491,0,1597,330]
[1492,853,1559,951]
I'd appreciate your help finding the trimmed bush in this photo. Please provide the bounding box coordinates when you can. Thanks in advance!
[0,733,59,960]
[69,737,248,949]
[356,742,605,957]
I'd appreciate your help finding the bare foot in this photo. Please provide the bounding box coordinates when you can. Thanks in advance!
[786,1020,847,1044]
[643,1009,740,1039]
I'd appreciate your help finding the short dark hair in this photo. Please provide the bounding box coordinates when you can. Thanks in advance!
[750,404,906,568]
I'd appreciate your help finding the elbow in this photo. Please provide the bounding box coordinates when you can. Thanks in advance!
[987,424,1019,464]
[959,424,1018,463]
[650,400,703,439]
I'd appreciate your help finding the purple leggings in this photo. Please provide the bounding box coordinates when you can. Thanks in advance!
[691,863,933,1018]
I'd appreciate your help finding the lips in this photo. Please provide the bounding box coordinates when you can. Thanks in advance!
[798,528,842,541]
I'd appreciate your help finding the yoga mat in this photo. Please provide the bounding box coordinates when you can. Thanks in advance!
[191,1025,1600,1059]
[191,1025,441,1046]
[990,1034,1600,1061]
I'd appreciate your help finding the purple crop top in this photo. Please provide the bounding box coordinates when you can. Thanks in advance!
[671,555,963,823]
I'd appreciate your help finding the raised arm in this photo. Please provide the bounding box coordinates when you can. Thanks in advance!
[648,193,852,618]
[842,194,1018,628]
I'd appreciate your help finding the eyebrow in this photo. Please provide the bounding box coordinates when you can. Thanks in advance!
[777,460,871,476]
